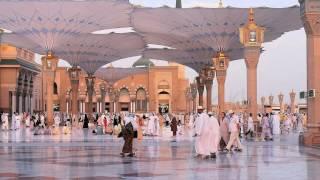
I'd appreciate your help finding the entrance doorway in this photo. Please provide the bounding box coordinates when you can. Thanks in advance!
[159,103,169,114]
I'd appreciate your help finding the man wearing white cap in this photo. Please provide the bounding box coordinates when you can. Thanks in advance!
[194,106,210,158]
[207,112,221,158]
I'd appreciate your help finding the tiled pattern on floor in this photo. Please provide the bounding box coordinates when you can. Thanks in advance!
[0,128,319,180]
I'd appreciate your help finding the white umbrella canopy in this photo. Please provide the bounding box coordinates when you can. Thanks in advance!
[133,6,302,68]
[54,32,146,75]
[95,66,148,85]
[0,0,133,54]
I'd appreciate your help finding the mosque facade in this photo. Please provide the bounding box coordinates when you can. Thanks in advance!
[0,45,191,115]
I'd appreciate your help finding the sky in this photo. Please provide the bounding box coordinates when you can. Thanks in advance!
[39,0,305,104]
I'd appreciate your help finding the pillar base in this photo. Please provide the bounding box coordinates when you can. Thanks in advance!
[299,131,320,146]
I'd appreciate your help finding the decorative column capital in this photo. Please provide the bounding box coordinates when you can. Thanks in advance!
[204,66,215,83]
[278,93,284,104]
[300,0,320,36]
[85,75,95,93]
[68,66,81,84]
[244,46,261,69]
[290,90,296,101]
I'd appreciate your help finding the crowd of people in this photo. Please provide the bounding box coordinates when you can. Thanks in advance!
[0,108,306,159]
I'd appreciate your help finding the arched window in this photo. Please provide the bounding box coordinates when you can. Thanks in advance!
[119,88,130,102]
[136,88,147,112]
[53,82,58,95]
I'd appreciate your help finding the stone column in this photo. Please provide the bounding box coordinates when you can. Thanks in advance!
[11,91,16,113]
[300,0,320,145]
[205,80,213,112]
[205,67,215,112]
[100,85,106,114]
[96,101,100,113]
[19,93,23,114]
[269,95,274,107]
[290,91,296,114]
[30,94,33,114]
[85,75,95,120]
[80,100,84,113]
[190,83,197,113]
[216,73,226,114]
[196,76,205,107]
[25,93,29,113]
[261,96,266,113]
[278,93,284,113]
[244,47,260,121]
[41,52,58,126]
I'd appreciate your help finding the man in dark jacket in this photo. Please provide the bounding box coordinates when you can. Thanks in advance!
[121,121,134,157]
[171,116,178,136]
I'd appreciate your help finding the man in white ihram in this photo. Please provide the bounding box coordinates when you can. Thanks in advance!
[194,106,212,159]
[207,112,221,158]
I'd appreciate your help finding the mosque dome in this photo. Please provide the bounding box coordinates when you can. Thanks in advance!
[132,57,155,68]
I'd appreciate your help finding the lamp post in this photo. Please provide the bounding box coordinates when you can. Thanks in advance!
[278,93,284,113]
[41,51,59,126]
[239,8,265,123]
[85,75,95,121]
[213,51,229,115]
[289,90,296,114]
[68,66,81,116]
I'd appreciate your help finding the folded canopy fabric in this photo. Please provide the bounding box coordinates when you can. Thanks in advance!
[55,33,146,75]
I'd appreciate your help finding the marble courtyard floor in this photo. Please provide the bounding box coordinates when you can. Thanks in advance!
[0,128,320,180]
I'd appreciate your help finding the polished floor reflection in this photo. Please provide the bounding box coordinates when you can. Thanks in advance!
[0,128,319,180]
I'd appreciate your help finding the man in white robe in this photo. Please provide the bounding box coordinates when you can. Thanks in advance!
[54,114,61,127]
[2,113,9,130]
[154,114,160,136]
[25,113,31,127]
[272,113,281,135]
[16,113,21,130]
[11,113,17,130]
[207,112,221,158]
[194,106,210,158]
[147,114,156,136]
[40,114,45,128]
